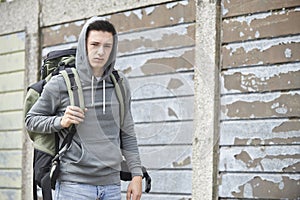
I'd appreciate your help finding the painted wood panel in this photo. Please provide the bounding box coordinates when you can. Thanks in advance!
[219,173,300,199]
[116,47,194,77]
[219,146,300,172]
[0,51,25,73]
[0,32,25,54]
[0,91,24,111]
[0,71,24,92]
[223,8,300,43]
[0,150,22,168]
[222,35,300,69]
[139,145,192,169]
[118,23,195,56]
[121,170,192,194]
[0,111,23,130]
[220,119,300,146]
[129,72,194,100]
[0,131,23,149]
[221,91,300,120]
[41,0,195,47]
[221,63,300,94]
[136,121,193,145]
[0,189,21,200]
[222,0,300,18]
[0,170,22,188]
[132,96,193,123]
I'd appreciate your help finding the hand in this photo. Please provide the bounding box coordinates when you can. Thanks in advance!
[126,176,142,200]
[60,106,87,128]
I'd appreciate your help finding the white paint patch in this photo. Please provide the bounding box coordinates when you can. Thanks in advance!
[133,10,143,20]
[179,0,188,6]
[221,2,229,16]
[294,7,300,11]
[124,11,131,17]
[74,20,85,26]
[275,107,288,114]
[51,25,62,31]
[255,31,260,38]
[178,17,184,23]
[244,183,253,197]
[64,35,76,43]
[240,32,245,37]
[231,12,272,26]
[145,7,155,15]
[279,181,284,190]
[166,2,178,9]
[284,48,292,58]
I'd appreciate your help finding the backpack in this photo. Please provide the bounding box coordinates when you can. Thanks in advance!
[24,48,151,200]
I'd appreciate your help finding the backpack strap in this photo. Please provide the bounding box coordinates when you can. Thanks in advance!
[110,70,126,127]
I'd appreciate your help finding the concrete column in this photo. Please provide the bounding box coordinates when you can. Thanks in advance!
[192,0,220,199]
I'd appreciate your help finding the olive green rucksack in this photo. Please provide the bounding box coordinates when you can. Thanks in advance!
[24,48,151,200]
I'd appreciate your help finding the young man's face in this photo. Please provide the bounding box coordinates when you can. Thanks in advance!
[86,30,113,76]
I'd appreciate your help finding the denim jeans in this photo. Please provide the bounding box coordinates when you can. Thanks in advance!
[54,181,121,200]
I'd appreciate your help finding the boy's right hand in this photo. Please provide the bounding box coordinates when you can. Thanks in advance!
[61,106,87,128]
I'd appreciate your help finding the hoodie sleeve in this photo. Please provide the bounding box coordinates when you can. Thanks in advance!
[120,74,143,177]
[25,76,64,134]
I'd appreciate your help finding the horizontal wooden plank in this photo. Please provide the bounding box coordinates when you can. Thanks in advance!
[0,150,22,168]
[0,131,23,149]
[0,170,22,188]
[132,96,193,123]
[219,146,300,172]
[0,111,23,130]
[0,91,24,111]
[0,51,25,73]
[222,35,300,69]
[136,121,193,145]
[0,71,24,92]
[118,23,195,56]
[42,0,195,47]
[116,47,194,77]
[139,145,192,169]
[222,0,300,18]
[221,63,300,94]
[221,91,300,120]
[0,32,25,54]
[129,72,194,100]
[223,8,300,43]
[0,189,21,200]
[219,173,300,199]
[121,170,192,194]
[220,119,300,146]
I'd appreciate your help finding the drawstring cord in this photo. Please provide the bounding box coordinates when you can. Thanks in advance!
[103,79,105,114]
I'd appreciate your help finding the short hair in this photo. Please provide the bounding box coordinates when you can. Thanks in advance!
[86,20,117,38]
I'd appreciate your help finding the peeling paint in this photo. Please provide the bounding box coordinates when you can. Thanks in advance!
[168,107,179,118]
[173,156,191,167]
[284,48,292,58]
[167,78,184,90]
[230,12,272,26]
[225,35,300,54]
[145,6,155,15]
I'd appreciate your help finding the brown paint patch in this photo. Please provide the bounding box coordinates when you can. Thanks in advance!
[234,150,300,172]
[223,0,300,18]
[234,136,300,145]
[167,78,184,90]
[141,49,194,75]
[173,156,191,167]
[272,120,300,132]
[224,93,300,119]
[223,70,300,93]
[232,176,300,199]
[222,42,300,68]
[168,107,178,118]
[223,10,300,43]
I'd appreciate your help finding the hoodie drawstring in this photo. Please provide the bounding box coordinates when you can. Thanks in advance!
[91,76,95,106]
[91,76,106,114]
[103,79,105,114]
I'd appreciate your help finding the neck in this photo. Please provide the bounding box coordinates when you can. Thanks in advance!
[93,68,104,77]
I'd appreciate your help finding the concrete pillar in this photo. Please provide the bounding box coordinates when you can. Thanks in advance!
[192,0,220,199]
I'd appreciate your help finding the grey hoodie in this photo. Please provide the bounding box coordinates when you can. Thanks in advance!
[25,17,142,186]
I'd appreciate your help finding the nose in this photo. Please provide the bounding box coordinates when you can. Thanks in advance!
[97,46,104,55]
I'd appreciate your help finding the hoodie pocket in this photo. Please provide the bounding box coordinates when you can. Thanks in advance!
[65,138,123,175]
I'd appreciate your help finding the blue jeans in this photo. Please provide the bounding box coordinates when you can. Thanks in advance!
[54,181,121,200]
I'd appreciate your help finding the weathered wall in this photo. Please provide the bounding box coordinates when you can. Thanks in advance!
[219,0,300,199]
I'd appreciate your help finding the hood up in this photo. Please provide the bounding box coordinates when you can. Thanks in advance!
[76,16,118,84]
